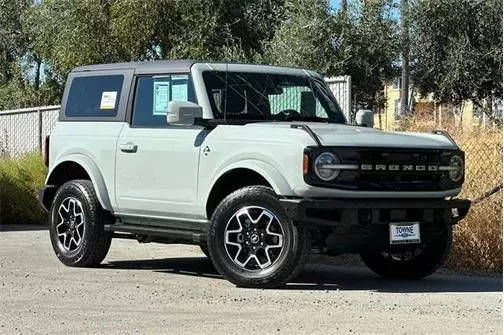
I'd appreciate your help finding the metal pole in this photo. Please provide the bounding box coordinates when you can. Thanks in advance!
[346,76,352,122]
[38,108,42,152]
[400,0,410,118]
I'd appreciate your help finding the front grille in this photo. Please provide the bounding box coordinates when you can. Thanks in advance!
[344,149,445,191]
[305,147,463,191]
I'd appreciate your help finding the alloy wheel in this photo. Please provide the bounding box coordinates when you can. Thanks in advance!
[56,197,85,252]
[224,206,285,271]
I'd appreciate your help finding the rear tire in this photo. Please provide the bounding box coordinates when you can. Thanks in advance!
[208,186,310,288]
[360,225,452,279]
[49,179,112,267]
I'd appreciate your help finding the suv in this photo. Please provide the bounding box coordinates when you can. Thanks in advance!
[39,60,470,288]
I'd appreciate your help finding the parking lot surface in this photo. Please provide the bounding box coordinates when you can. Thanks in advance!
[0,226,501,334]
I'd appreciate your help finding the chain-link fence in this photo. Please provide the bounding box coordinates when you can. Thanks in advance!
[393,115,502,272]
[0,106,60,157]
[443,128,501,272]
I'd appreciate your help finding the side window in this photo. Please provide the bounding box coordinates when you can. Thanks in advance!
[132,74,196,127]
[65,75,124,117]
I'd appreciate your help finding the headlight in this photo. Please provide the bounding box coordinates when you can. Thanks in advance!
[314,152,340,181]
[448,155,464,182]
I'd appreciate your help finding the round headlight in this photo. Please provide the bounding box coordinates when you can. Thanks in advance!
[314,152,340,181]
[448,155,464,182]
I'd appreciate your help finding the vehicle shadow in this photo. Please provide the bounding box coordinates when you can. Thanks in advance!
[0,224,48,232]
[104,256,502,293]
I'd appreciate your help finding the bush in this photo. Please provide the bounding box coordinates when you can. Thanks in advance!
[0,153,47,225]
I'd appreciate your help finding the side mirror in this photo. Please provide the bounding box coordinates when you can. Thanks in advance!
[355,109,374,127]
[166,101,203,126]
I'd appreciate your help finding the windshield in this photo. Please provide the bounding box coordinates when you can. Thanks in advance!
[202,71,346,123]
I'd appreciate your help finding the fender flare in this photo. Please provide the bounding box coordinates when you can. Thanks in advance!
[47,154,113,211]
[203,159,294,206]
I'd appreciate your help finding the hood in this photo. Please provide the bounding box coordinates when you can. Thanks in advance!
[244,122,457,149]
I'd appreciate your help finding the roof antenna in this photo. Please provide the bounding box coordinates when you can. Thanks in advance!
[224,62,228,123]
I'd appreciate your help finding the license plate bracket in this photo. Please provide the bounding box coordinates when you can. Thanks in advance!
[389,222,421,245]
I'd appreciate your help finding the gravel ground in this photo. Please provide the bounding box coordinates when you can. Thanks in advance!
[0,226,501,335]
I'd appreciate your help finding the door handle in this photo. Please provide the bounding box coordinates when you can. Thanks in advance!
[119,143,138,153]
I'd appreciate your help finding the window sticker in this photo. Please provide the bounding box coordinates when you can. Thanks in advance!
[171,75,188,102]
[153,80,170,115]
[172,82,188,101]
[100,91,118,110]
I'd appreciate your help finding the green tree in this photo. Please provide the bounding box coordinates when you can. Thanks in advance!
[0,0,31,83]
[0,0,60,109]
[24,0,286,74]
[14,0,288,108]
[341,0,399,110]
[266,0,399,111]
[0,63,60,110]
[24,0,132,75]
[408,0,503,106]
[264,0,338,73]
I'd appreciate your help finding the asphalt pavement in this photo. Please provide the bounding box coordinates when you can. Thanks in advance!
[0,225,501,334]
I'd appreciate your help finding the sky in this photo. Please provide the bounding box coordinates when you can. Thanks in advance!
[329,0,401,18]
[330,0,340,9]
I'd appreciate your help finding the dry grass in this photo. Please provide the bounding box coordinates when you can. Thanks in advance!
[398,117,502,273]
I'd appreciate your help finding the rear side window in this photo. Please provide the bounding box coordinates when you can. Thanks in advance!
[65,75,124,117]
[132,74,196,127]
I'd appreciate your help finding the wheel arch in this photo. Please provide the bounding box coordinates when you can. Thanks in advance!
[45,154,112,211]
[204,160,293,219]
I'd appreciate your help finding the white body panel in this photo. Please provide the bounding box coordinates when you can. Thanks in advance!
[196,122,461,205]
[196,125,311,215]
[47,121,125,210]
[48,118,462,217]
[114,125,205,219]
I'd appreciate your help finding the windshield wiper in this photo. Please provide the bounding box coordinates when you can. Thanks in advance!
[298,115,331,122]
[273,114,331,123]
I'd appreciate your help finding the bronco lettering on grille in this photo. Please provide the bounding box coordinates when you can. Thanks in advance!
[361,164,438,171]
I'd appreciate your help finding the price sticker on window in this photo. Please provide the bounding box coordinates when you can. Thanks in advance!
[100,91,117,110]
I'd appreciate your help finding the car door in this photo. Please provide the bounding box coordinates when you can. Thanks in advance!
[115,74,206,220]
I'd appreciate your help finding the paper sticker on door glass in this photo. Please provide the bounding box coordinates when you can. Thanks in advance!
[172,83,188,101]
[153,80,170,115]
[100,91,117,110]
[171,75,188,101]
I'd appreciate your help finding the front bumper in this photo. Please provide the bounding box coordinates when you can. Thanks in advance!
[280,198,471,227]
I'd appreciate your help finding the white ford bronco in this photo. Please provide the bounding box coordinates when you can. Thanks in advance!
[39,60,470,288]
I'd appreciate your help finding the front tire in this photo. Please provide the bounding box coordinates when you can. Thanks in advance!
[49,179,112,267]
[208,186,310,288]
[199,242,210,258]
[360,225,453,279]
